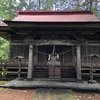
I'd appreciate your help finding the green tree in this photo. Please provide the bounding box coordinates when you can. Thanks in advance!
[17,0,35,10]
[0,0,18,20]
[0,37,9,61]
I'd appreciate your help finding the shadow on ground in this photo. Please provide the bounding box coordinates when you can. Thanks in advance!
[32,88,78,100]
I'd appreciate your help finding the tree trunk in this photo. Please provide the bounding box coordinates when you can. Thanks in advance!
[38,0,41,10]
[89,0,93,10]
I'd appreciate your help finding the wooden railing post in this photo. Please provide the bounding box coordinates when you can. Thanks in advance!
[13,56,24,79]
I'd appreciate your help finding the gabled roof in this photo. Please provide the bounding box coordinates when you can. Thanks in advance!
[1,10,100,40]
[13,10,100,22]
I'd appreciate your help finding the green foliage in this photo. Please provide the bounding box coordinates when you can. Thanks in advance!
[43,0,53,10]
[0,37,9,61]
[0,0,17,20]
[0,81,5,85]
[1,67,7,77]
[17,0,35,10]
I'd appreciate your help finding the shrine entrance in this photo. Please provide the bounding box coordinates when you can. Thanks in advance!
[47,45,61,79]
[34,44,76,79]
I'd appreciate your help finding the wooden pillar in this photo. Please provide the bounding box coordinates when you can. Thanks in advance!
[35,45,38,64]
[76,45,82,80]
[90,57,93,80]
[63,46,65,64]
[86,40,88,64]
[27,44,33,79]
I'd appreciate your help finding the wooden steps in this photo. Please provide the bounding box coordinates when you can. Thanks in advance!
[61,68,76,78]
[0,65,100,81]
[33,67,49,78]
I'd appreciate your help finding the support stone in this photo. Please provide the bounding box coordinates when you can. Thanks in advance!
[76,45,82,81]
[27,44,33,79]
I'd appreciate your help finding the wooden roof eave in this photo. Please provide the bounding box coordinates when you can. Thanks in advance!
[3,20,100,27]
[3,20,100,35]
[0,25,14,40]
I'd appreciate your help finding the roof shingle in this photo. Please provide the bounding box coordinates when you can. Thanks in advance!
[13,10,100,22]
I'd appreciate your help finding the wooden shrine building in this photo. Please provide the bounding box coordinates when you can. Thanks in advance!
[0,10,100,81]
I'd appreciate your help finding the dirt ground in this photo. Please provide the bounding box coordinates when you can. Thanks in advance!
[75,92,100,100]
[0,88,99,100]
[0,88,35,100]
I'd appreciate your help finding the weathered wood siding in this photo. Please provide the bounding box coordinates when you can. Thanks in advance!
[10,45,29,59]
[81,44,100,66]
[38,46,47,65]
[10,43,100,67]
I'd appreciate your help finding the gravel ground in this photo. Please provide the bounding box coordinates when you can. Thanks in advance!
[1,79,100,90]
[0,80,100,100]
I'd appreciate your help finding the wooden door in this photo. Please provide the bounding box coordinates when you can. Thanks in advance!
[49,67,61,79]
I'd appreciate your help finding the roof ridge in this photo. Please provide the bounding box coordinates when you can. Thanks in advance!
[16,10,93,16]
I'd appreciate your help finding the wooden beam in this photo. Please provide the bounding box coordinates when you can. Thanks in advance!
[76,45,82,80]
[11,43,29,45]
[10,39,100,46]
[27,44,33,79]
